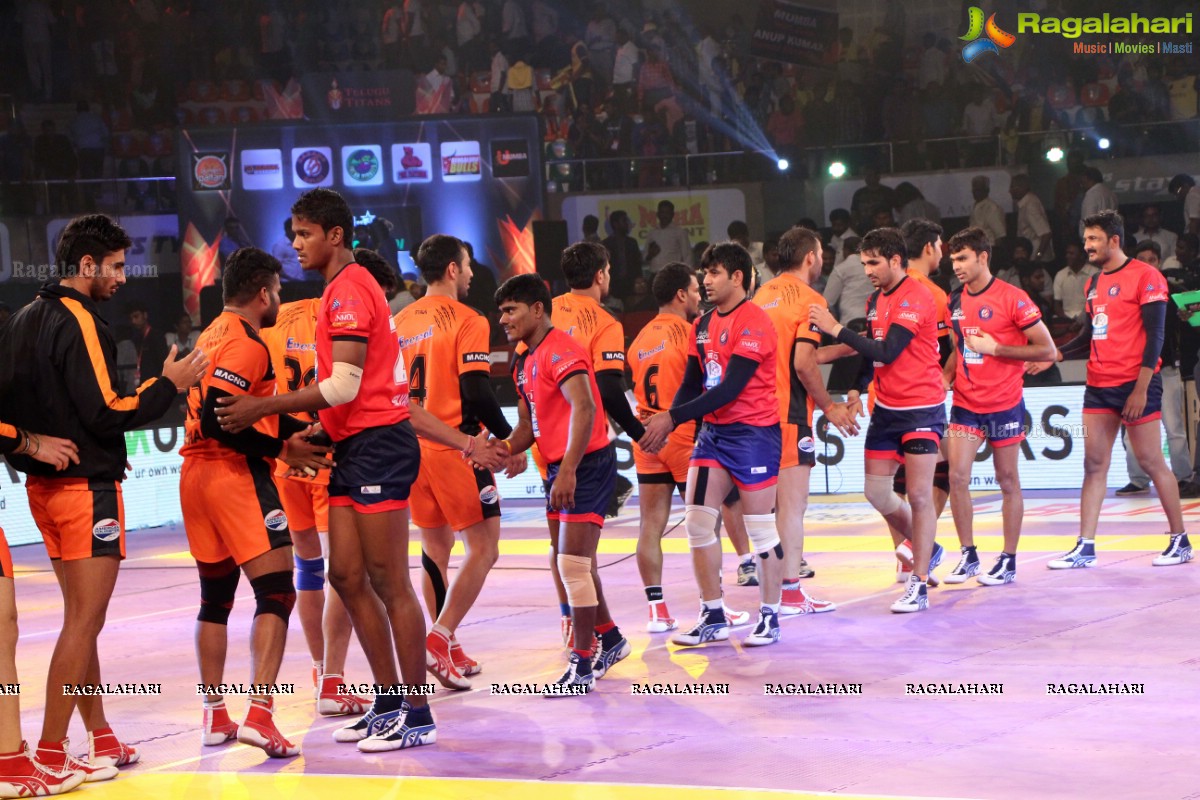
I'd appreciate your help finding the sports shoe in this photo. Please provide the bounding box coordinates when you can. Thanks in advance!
[736,559,759,586]
[977,553,1016,585]
[449,637,481,676]
[592,632,631,679]
[85,729,138,768]
[797,558,815,579]
[1047,538,1097,569]
[743,607,781,647]
[0,744,85,798]
[944,547,981,584]
[646,602,677,632]
[201,701,239,746]
[671,607,730,646]
[317,675,372,716]
[1152,533,1193,566]
[723,603,751,625]
[357,702,437,751]
[560,615,573,649]
[543,651,594,697]
[1115,482,1149,496]
[890,575,928,613]
[896,562,912,583]
[33,741,116,784]
[332,706,402,743]
[1179,480,1200,499]
[426,629,471,691]
[780,584,837,615]
[237,699,299,758]
[896,539,944,586]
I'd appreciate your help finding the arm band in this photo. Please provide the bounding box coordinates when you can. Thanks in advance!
[317,362,363,407]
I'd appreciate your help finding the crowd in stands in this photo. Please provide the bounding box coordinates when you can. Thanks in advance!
[2,0,1199,206]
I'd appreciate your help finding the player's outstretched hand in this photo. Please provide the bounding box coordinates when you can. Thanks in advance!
[1121,386,1148,423]
[216,394,267,433]
[808,304,838,335]
[964,331,998,356]
[162,345,209,392]
[24,432,80,471]
[548,466,576,510]
[823,402,859,437]
[639,411,674,454]
[1025,359,1053,375]
[282,427,334,475]
[466,432,507,472]
[503,449,528,479]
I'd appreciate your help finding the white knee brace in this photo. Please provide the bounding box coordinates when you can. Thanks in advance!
[744,513,781,554]
[557,553,597,607]
[865,473,903,515]
[684,504,721,549]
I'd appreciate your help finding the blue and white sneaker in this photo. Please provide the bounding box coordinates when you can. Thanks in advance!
[944,547,981,584]
[743,607,781,647]
[671,607,730,646]
[544,652,594,697]
[736,559,759,586]
[977,553,1016,585]
[890,575,928,613]
[357,702,437,752]
[332,706,401,743]
[1151,533,1193,566]
[592,633,631,679]
[896,539,944,586]
[1047,538,1097,569]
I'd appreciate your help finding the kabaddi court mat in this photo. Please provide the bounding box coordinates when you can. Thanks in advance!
[9,489,1199,800]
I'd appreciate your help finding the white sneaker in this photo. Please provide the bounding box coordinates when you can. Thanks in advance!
[1151,533,1193,566]
[1047,538,1096,569]
[890,575,928,613]
[944,547,981,584]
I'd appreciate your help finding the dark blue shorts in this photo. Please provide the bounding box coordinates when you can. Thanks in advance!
[1083,374,1162,425]
[691,422,782,490]
[950,401,1027,447]
[865,404,946,462]
[547,444,616,527]
[329,421,420,514]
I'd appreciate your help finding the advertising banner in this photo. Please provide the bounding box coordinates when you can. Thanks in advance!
[561,189,748,252]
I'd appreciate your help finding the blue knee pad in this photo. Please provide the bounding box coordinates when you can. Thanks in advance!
[294,555,326,591]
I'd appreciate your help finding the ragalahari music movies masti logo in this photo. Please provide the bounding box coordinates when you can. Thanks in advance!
[960,8,1016,62]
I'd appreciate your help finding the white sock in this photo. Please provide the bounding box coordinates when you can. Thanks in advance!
[701,598,722,611]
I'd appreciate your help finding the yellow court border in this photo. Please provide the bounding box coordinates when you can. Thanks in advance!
[75,772,980,800]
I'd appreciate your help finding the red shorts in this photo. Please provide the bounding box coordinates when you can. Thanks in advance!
[26,477,125,561]
[409,445,501,531]
[276,476,330,533]
[182,457,292,566]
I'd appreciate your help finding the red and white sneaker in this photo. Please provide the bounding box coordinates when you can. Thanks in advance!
[317,675,371,716]
[722,603,751,626]
[780,584,837,615]
[237,699,299,758]
[426,629,471,691]
[646,601,677,632]
[0,743,85,798]
[85,728,139,768]
[34,740,116,783]
[201,702,239,746]
[449,636,481,676]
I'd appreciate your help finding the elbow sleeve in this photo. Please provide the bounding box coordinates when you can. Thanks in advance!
[318,362,362,407]
[1141,302,1166,369]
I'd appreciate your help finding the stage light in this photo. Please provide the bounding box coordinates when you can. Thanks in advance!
[1045,147,1065,163]
[1098,137,1111,150]
[828,161,847,178]
[777,158,790,172]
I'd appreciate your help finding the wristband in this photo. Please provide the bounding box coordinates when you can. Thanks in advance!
[499,438,512,454]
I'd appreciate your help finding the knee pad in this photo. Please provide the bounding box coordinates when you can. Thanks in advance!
[684,504,720,549]
[251,570,296,622]
[556,553,597,607]
[294,555,325,592]
[865,474,904,516]
[744,513,781,555]
[421,550,447,617]
[197,558,240,625]
[933,461,950,494]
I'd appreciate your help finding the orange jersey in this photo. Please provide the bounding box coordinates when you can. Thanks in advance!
[260,298,327,484]
[549,293,626,373]
[754,272,824,426]
[627,312,695,445]
[907,267,951,338]
[182,311,280,461]
[394,295,492,450]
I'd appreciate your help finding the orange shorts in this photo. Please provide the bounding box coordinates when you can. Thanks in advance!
[633,433,692,487]
[780,422,817,469]
[26,477,125,561]
[0,528,11,579]
[409,445,501,531]
[276,476,329,533]
[181,457,292,566]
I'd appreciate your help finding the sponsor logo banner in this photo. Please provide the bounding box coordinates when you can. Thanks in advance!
[491,138,530,178]
[392,143,433,183]
[192,153,230,191]
[292,147,334,188]
[342,145,384,186]
[440,141,482,183]
[240,149,284,190]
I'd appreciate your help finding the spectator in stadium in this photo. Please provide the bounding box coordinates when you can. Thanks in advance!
[1010,173,1054,265]
[70,102,108,209]
[164,312,199,359]
[611,28,639,111]
[116,302,169,391]
[1053,149,1088,243]
[1135,204,1178,256]
[501,0,529,54]
[827,208,858,259]
[969,176,1006,244]
[1052,240,1098,325]
[1169,173,1200,235]
[503,53,537,112]
[822,236,870,324]
[893,182,940,225]
[850,166,893,232]
[637,44,677,117]
[644,200,691,273]
[961,85,999,167]
[488,38,509,111]
[584,8,616,85]
[416,54,455,114]
[580,215,601,244]
[456,1,484,51]
[1078,167,1119,240]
